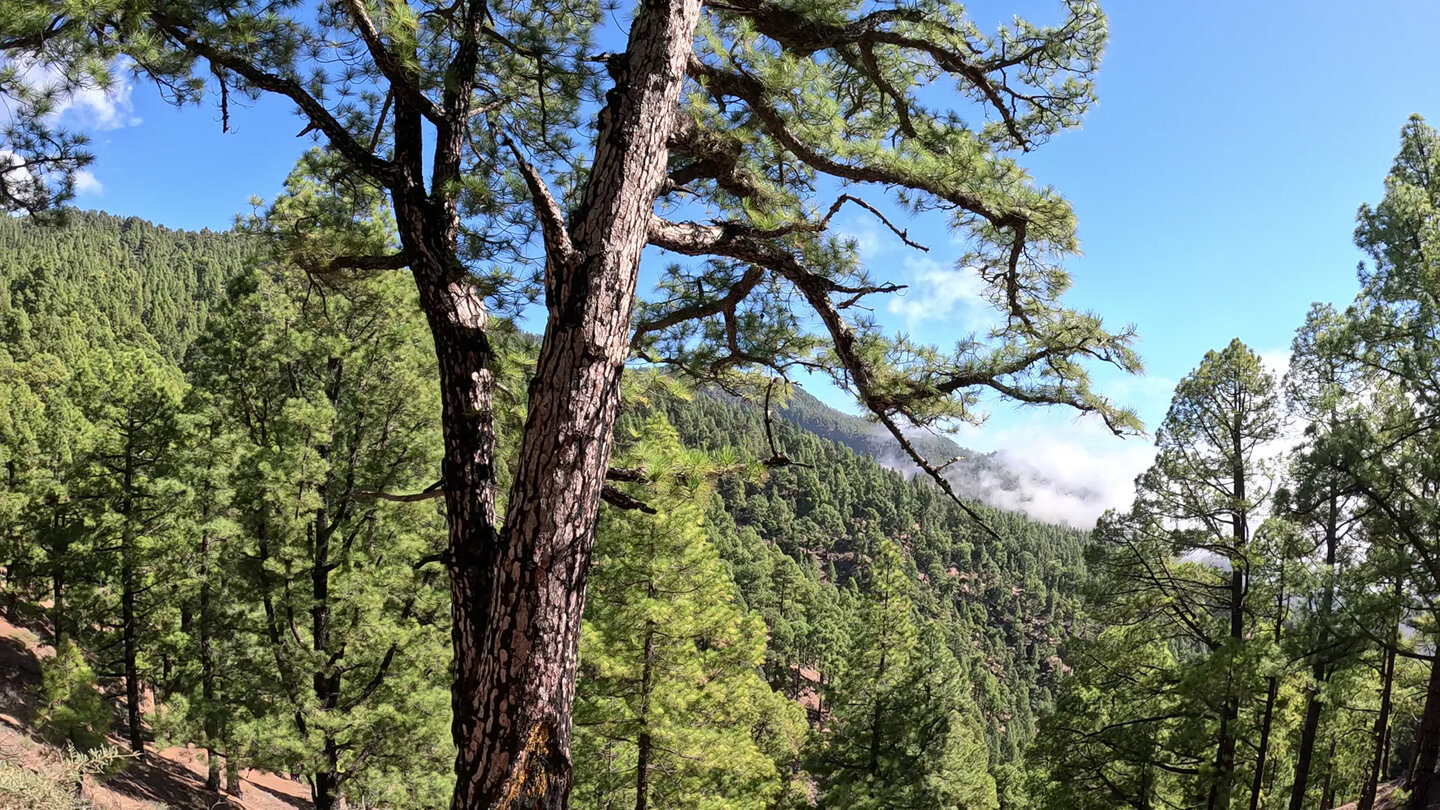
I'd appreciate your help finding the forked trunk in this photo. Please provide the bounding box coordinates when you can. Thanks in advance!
[438,0,702,805]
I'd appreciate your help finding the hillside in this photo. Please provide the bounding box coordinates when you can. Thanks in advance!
[0,210,1087,807]
[773,388,1110,527]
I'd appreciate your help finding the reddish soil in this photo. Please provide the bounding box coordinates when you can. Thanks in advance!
[0,608,312,810]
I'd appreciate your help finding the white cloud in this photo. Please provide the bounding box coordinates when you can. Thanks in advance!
[951,413,1157,528]
[886,257,992,325]
[1258,347,1291,384]
[73,170,102,196]
[9,57,141,131]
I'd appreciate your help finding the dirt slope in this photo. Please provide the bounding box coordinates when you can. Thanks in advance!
[0,611,312,810]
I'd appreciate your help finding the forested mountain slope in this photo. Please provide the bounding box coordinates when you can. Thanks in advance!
[0,209,1087,808]
[661,391,1088,768]
[0,210,249,362]
[772,388,1107,526]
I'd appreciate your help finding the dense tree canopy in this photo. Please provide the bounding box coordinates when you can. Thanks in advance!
[0,0,1146,804]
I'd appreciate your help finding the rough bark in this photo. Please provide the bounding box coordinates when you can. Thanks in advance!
[1407,655,1440,810]
[445,0,702,804]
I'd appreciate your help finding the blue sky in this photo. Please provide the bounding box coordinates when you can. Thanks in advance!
[58,0,1440,524]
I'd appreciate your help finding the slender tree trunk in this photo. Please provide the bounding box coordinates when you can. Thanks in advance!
[634,621,655,810]
[1406,655,1440,810]
[1139,762,1153,810]
[50,529,65,649]
[1291,480,1343,810]
[121,425,145,758]
[1321,737,1337,809]
[1360,643,1398,810]
[200,522,221,792]
[1291,685,1324,810]
[1209,434,1248,810]
[441,0,702,804]
[1249,676,1279,810]
[310,357,342,810]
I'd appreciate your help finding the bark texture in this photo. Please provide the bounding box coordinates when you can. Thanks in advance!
[443,0,703,804]
[1408,656,1440,810]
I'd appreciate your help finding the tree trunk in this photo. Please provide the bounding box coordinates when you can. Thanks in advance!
[1291,684,1324,810]
[442,0,702,805]
[310,357,342,810]
[1406,655,1440,810]
[200,523,221,792]
[1208,438,1248,810]
[1291,479,1343,810]
[1249,676,1279,810]
[1360,643,1398,810]
[634,622,655,810]
[121,425,145,758]
[1321,737,1337,809]
[50,530,65,649]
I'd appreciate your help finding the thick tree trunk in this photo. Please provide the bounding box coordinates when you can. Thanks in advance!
[441,0,702,805]
[1406,655,1440,810]
[1360,643,1398,810]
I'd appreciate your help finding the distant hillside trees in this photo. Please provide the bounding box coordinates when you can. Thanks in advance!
[2,1,1144,801]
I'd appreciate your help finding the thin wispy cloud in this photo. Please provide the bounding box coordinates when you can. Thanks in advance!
[887,257,991,326]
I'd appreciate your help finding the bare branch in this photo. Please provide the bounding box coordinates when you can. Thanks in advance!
[355,480,443,502]
[501,135,577,268]
[149,11,399,186]
[601,485,657,514]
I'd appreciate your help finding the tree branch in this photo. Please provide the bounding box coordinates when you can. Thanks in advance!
[149,11,399,186]
[340,0,444,125]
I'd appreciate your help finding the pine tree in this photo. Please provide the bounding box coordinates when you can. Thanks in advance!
[2,3,1142,799]
[168,158,454,809]
[812,538,998,809]
[1044,340,1281,809]
[573,414,806,809]
[1308,116,1440,810]
[76,348,187,757]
